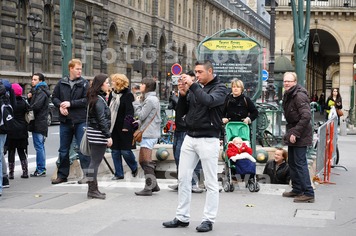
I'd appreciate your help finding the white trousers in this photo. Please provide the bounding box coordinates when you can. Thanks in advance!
[176,135,220,223]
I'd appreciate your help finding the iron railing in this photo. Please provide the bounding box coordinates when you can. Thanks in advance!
[272,0,356,8]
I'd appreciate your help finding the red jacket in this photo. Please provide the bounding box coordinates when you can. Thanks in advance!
[226,142,252,158]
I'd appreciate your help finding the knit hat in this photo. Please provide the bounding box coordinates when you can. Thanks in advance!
[11,83,23,97]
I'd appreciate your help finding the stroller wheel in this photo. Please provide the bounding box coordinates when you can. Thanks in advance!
[254,183,260,192]
[248,182,256,192]
[223,182,230,192]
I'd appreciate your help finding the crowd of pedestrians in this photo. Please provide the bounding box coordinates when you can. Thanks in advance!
[1,59,330,233]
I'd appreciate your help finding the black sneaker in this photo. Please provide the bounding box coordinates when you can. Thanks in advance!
[30,170,46,177]
[2,177,9,188]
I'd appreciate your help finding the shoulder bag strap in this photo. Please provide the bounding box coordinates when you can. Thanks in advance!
[141,110,158,132]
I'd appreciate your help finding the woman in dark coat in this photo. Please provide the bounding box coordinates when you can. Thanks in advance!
[108,74,138,180]
[6,83,29,179]
[222,78,258,125]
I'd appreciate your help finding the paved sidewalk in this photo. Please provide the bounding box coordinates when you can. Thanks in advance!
[1,133,355,235]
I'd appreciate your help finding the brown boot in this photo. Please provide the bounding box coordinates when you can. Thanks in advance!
[94,180,106,196]
[87,181,106,200]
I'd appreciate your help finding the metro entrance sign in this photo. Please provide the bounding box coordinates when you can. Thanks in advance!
[262,69,269,81]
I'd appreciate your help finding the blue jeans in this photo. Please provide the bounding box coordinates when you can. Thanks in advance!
[111,149,138,177]
[173,131,202,186]
[288,146,314,196]
[32,132,46,173]
[57,121,90,179]
[0,134,6,193]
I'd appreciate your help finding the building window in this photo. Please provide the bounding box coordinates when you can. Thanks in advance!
[42,5,52,73]
[160,0,166,18]
[188,9,191,29]
[183,0,187,27]
[178,4,181,25]
[83,17,93,76]
[16,0,27,71]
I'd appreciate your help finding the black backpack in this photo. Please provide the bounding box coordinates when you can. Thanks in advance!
[0,82,15,132]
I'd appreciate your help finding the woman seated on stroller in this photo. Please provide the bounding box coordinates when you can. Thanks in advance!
[263,147,290,184]
[226,137,256,163]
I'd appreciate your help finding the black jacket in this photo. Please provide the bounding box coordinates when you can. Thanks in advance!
[108,88,135,150]
[176,76,227,138]
[7,96,29,139]
[88,93,111,138]
[222,93,259,122]
[52,76,89,124]
[263,160,290,184]
[28,82,50,136]
[282,84,312,146]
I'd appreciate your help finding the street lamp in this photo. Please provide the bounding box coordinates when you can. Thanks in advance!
[312,19,320,54]
[27,13,42,76]
[312,19,320,97]
[97,29,108,72]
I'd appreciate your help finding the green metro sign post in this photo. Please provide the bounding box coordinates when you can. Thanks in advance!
[60,0,73,77]
[290,0,311,88]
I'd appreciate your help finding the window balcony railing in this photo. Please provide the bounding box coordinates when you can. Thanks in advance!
[271,0,356,8]
[214,0,271,37]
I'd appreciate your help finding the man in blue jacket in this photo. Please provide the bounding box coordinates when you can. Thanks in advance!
[51,59,89,184]
[163,60,227,232]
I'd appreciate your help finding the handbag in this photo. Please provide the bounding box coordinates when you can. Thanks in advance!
[133,130,143,143]
[336,108,343,117]
[132,111,157,145]
[80,128,91,156]
[23,97,34,123]
[80,105,91,156]
[25,110,34,123]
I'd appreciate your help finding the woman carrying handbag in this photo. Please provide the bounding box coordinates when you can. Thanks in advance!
[85,74,112,200]
[133,77,161,196]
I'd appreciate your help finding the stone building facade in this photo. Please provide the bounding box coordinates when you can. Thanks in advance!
[0,0,269,97]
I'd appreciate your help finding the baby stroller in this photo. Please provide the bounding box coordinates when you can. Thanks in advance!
[221,122,260,192]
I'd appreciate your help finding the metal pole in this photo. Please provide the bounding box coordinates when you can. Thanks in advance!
[60,0,73,77]
[267,0,276,102]
[100,45,103,72]
[32,34,35,75]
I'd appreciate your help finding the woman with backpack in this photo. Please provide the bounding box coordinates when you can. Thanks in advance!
[6,83,29,179]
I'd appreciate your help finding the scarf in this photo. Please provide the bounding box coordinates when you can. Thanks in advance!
[109,91,122,132]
